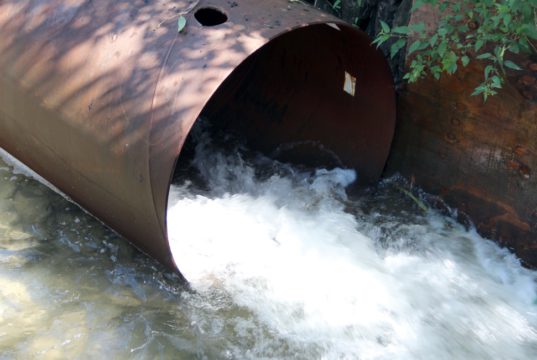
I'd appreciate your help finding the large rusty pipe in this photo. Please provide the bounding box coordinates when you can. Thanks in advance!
[0,0,395,274]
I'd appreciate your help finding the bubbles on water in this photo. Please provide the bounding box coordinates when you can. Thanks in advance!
[1,123,537,359]
[167,128,537,359]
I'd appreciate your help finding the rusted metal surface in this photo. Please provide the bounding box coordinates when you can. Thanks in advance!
[0,0,395,274]
[386,4,537,268]
[387,59,537,268]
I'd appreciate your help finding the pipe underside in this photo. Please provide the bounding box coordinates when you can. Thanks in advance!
[0,0,395,274]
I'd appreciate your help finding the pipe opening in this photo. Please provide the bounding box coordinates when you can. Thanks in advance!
[168,23,394,277]
[174,24,395,185]
[0,0,395,280]
[194,7,228,26]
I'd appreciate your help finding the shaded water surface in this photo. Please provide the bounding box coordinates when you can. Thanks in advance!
[1,131,537,359]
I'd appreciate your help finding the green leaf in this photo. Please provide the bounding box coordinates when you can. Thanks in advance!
[471,86,485,97]
[396,0,534,101]
[372,34,390,47]
[476,52,493,60]
[432,64,442,80]
[519,37,531,52]
[380,20,390,33]
[429,34,438,46]
[437,41,447,57]
[177,16,187,33]
[392,26,409,34]
[390,38,406,59]
[442,51,458,74]
[491,75,502,88]
[525,26,537,40]
[407,40,422,55]
[331,0,341,10]
[504,60,522,70]
[475,39,485,52]
[494,46,505,62]
[484,65,495,80]
[504,14,512,27]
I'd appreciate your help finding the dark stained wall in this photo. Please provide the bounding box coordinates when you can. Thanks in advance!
[386,59,537,267]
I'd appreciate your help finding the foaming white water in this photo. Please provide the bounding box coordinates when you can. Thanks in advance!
[168,133,537,359]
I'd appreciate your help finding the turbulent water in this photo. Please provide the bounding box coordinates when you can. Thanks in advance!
[1,129,537,359]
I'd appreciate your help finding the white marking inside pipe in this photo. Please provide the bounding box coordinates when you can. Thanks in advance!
[343,72,356,96]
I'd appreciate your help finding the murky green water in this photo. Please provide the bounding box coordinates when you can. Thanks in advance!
[1,136,537,359]
[0,155,198,359]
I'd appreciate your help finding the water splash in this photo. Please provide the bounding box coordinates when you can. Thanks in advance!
[167,131,537,359]
[1,126,536,358]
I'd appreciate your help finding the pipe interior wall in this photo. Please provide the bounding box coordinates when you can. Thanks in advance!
[0,0,395,274]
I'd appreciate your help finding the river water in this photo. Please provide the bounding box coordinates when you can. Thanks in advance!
[1,128,537,359]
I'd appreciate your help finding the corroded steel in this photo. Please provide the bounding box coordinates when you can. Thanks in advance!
[386,6,537,269]
[0,0,395,275]
[388,62,537,268]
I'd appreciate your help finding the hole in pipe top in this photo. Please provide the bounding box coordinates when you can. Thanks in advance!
[195,7,228,26]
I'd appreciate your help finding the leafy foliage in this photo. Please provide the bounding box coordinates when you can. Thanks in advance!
[328,0,362,12]
[373,0,537,100]
[177,16,187,33]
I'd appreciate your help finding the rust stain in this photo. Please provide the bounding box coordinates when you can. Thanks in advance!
[387,23,537,266]
[513,145,529,157]
[0,0,395,275]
